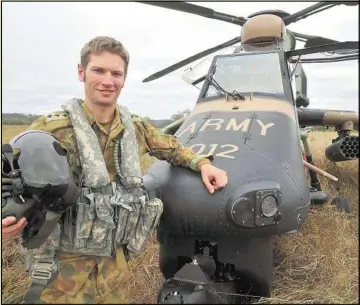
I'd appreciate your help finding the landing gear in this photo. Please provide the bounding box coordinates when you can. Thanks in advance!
[300,127,354,214]
[309,187,328,206]
[300,127,329,207]
[157,233,274,304]
[331,196,352,214]
[157,240,241,304]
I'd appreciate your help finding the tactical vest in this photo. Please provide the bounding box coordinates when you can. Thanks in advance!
[22,99,163,303]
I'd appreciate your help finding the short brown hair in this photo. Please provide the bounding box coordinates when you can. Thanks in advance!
[80,36,130,75]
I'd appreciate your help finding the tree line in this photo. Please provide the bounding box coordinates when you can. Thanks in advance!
[1,110,192,127]
[2,113,42,125]
[1,111,335,131]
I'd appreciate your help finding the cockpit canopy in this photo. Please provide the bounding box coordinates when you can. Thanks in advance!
[200,51,288,100]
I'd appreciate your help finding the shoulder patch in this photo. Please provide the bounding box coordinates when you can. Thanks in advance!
[44,111,69,123]
[131,114,143,122]
[28,110,72,133]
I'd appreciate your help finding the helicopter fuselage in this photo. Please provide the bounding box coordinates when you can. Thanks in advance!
[145,50,312,299]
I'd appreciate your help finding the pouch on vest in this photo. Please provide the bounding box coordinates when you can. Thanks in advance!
[113,184,142,247]
[60,186,113,257]
[74,186,114,255]
[74,188,93,244]
[127,197,163,253]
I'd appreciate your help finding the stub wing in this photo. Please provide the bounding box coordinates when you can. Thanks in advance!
[297,107,358,130]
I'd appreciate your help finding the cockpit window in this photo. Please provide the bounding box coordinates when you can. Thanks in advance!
[203,52,285,99]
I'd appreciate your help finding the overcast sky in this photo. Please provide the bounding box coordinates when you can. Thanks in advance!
[2,2,359,119]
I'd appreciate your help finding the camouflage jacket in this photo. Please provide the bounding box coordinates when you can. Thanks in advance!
[27,101,211,184]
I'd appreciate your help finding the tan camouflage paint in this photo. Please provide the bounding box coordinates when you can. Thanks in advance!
[189,97,297,121]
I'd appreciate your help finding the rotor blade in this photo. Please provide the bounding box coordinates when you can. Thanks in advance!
[283,2,341,25]
[341,1,359,5]
[288,40,358,62]
[291,31,339,48]
[305,37,338,48]
[286,41,358,57]
[135,1,247,26]
[142,36,241,83]
[289,54,358,63]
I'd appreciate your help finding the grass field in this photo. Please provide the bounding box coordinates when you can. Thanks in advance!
[1,125,359,304]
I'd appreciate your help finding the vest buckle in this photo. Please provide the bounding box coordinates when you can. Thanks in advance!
[31,260,55,280]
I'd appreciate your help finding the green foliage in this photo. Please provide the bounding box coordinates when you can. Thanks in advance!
[2,113,41,125]
[170,109,191,121]
[150,120,172,128]
[142,116,152,122]
[311,126,336,132]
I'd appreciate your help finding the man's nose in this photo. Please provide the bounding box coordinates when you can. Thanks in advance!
[101,73,115,86]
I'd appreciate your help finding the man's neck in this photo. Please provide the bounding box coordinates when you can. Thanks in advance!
[84,99,116,124]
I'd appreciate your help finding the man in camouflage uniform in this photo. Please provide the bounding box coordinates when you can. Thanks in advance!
[2,36,228,304]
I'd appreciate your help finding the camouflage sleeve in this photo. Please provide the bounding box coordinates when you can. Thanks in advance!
[27,112,74,152]
[133,117,212,172]
[27,115,48,131]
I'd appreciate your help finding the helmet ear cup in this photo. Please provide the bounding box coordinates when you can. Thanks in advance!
[2,156,12,175]
[2,144,21,175]
[52,141,67,157]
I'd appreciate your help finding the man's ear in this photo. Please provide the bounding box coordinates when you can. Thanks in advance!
[78,64,85,82]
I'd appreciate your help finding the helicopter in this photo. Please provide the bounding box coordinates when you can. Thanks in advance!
[135,1,359,304]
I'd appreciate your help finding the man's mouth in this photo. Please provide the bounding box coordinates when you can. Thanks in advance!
[97,89,115,93]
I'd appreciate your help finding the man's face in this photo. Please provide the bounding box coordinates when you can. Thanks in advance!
[78,51,126,107]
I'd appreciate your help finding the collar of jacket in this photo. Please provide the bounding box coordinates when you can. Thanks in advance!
[80,100,125,138]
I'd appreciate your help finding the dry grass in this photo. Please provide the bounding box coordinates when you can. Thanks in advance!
[2,125,30,143]
[1,126,358,304]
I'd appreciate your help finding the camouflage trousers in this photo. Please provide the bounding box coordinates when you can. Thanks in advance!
[35,248,131,304]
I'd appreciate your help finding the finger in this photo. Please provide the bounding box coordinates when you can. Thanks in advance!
[202,177,214,194]
[19,217,28,224]
[214,176,226,188]
[221,173,228,185]
[222,173,228,186]
[14,217,27,229]
[18,219,28,231]
[218,178,226,188]
[213,183,221,190]
[2,218,27,235]
[2,216,17,227]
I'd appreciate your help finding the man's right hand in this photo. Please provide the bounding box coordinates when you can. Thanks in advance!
[2,216,28,240]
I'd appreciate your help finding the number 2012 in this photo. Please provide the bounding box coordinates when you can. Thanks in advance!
[187,143,239,159]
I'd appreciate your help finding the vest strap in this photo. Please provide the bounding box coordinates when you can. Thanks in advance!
[24,258,60,304]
